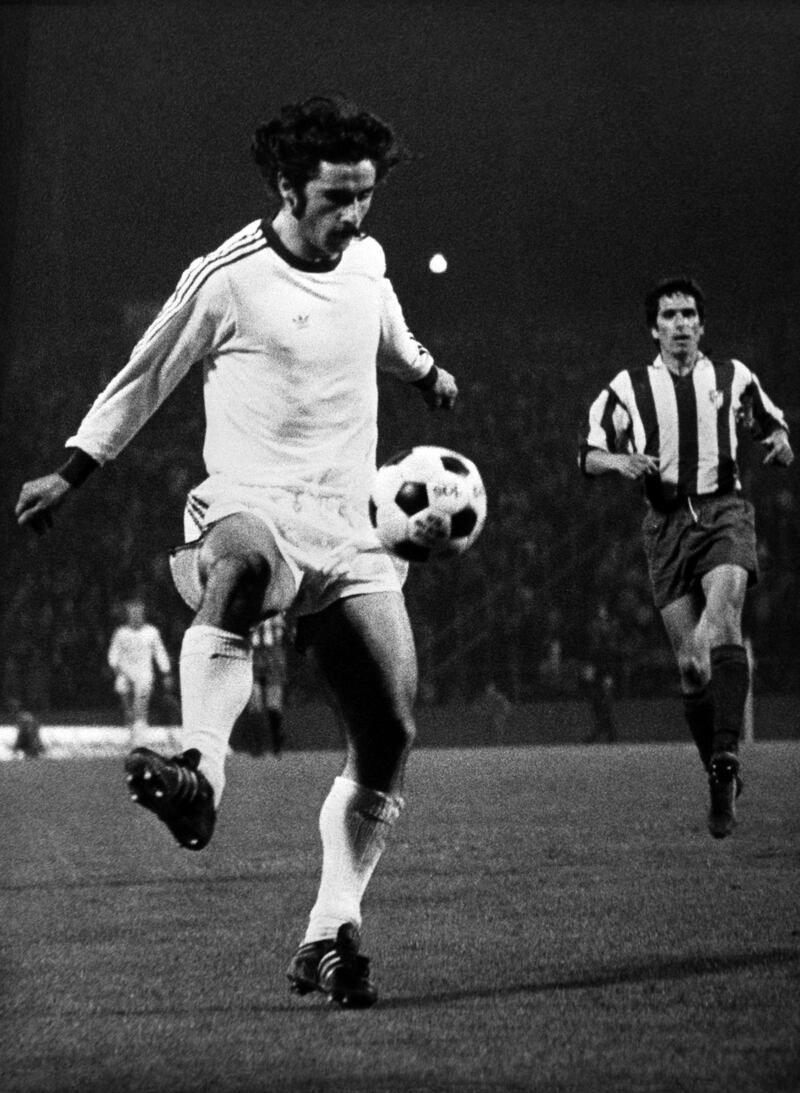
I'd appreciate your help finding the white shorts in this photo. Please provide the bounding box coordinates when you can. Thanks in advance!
[169,476,407,617]
[114,672,153,698]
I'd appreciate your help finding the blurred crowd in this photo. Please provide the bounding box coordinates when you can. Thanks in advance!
[2,310,798,719]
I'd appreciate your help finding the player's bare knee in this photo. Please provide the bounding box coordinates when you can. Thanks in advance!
[677,650,706,689]
[200,552,272,631]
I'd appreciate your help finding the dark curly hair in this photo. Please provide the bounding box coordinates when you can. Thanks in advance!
[250,95,411,197]
[645,276,706,329]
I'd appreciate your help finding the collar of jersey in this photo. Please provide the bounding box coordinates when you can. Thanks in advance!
[653,352,709,370]
[262,221,343,273]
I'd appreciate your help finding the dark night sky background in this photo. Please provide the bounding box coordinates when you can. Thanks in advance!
[4,0,800,353]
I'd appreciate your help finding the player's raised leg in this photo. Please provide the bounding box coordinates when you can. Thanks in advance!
[126,512,295,848]
[287,590,417,1007]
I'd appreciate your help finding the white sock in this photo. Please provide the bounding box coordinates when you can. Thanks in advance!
[129,718,148,749]
[303,776,404,943]
[178,624,252,806]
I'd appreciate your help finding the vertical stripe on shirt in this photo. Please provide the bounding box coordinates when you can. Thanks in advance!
[647,367,680,489]
[673,372,699,494]
[712,358,736,493]
[630,366,662,466]
[597,386,626,452]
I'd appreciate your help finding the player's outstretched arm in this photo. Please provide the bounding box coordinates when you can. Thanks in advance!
[415,366,458,411]
[15,473,73,535]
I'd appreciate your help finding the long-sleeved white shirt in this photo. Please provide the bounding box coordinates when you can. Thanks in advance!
[68,220,434,509]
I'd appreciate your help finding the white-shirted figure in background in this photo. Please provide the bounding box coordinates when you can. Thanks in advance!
[15,95,458,1009]
[107,598,173,747]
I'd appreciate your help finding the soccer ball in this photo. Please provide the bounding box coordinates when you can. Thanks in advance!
[369,445,487,562]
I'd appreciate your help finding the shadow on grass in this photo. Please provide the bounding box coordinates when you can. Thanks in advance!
[35,945,799,1018]
[0,870,306,893]
[377,946,800,1010]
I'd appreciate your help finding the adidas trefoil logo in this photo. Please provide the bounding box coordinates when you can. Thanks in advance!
[293,314,310,329]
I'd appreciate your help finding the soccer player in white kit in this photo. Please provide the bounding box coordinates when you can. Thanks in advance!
[107,598,172,747]
[16,95,458,1008]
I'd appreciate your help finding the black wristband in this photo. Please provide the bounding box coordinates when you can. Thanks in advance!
[57,448,100,488]
[412,365,439,391]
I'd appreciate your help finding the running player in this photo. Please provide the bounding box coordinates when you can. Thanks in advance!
[579,276,793,838]
[15,95,457,1008]
[107,598,173,747]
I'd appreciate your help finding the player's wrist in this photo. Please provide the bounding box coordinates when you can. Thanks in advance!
[57,448,100,488]
[412,365,439,391]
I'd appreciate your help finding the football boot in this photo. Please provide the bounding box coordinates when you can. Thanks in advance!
[125,747,215,850]
[707,751,740,839]
[288,922,378,1008]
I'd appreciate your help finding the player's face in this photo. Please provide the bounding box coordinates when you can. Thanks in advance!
[126,602,145,627]
[291,160,376,258]
[652,292,704,361]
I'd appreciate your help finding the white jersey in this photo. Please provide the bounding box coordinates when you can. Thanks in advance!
[108,624,171,683]
[67,220,434,511]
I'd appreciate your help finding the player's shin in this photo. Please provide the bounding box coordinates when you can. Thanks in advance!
[708,643,749,756]
[303,775,404,943]
[178,624,253,805]
[681,686,714,768]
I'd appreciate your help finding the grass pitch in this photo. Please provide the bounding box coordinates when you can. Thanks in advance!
[2,741,799,1093]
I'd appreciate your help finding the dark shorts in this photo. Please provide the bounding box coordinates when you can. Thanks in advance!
[641,494,758,610]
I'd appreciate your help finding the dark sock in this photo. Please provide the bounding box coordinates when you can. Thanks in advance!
[682,686,714,769]
[708,644,749,756]
[269,710,284,754]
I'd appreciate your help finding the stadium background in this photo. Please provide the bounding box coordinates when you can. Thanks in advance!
[1,1,798,733]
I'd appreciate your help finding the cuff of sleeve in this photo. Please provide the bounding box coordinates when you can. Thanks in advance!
[57,448,100,487]
[578,445,601,476]
[412,365,439,391]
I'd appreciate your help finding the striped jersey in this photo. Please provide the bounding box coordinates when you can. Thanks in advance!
[67,220,434,509]
[580,353,788,508]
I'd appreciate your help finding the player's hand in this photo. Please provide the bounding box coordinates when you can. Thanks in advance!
[761,429,794,467]
[420,367,458,411]
[15,473,72,535]
[615,453,659,480]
